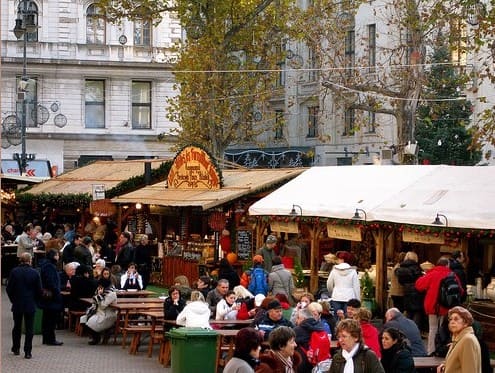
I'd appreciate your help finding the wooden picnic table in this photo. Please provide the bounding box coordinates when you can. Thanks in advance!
[109,301,164,343]
[80,297,163,305]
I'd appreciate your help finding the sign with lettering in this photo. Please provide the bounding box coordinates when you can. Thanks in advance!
[92,184,106,200]
[167,146,221,189]
[402,231,445,244]
[1,159,53,177]
[327,224,362,241]
[236,229,253,260]
[270,221,299,233]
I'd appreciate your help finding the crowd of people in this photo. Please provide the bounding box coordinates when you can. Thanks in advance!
[4,224,492,372]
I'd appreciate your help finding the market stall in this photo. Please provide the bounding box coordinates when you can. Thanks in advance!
[249,165,495,314]
[111,146,305,286]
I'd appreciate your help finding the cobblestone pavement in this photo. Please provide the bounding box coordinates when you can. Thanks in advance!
[2,285,171,373]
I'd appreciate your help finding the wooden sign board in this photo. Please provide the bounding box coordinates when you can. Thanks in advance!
[167,146,221,190]
[90,199,116,217]
[327,224,362,241]
[402,231,445,245]
[270,221,299,233]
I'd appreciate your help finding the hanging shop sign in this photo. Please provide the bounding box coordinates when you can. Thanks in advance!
[402,230,445,244]
[271,221,299,233]
[327,224,362,241]
[90,199,117,217]
[167,146,221,190]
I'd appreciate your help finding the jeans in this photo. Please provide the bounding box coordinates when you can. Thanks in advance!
[331,300,348,316]
[12,311,34,353]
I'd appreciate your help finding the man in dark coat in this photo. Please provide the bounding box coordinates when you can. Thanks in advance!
[6,252,42,359]
[383,307,427,357]
[115,232,134,271]
[39,249,64,346]
[450,250,467,301]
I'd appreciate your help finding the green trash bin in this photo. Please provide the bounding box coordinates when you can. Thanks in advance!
[166,328,218,373]
[22,307,42,335]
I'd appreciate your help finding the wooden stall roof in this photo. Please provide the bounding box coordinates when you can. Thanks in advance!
[22,159,168,195]
[111,168,306,210]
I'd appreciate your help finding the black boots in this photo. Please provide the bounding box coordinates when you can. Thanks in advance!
[85,325,101,345]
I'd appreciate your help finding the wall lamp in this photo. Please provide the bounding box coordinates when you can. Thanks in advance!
[352,208,367,221]
[135,203,142,210]
[290,204,303,216]
[432,213,448,227]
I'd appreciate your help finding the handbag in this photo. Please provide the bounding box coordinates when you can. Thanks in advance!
[41,288,53,300]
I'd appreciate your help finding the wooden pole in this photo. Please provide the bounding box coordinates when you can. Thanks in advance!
[372,229,386,314]
[309,223,323,293]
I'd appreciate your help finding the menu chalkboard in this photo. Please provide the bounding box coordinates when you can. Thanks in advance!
[236,230,253,260]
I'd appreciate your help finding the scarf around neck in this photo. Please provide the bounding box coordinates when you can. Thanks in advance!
[274,350,295,373]
[342,343,360,373]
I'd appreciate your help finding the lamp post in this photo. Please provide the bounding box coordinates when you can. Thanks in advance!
[12,0,37,175]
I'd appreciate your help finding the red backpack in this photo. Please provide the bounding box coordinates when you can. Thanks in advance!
[303,330,331,365]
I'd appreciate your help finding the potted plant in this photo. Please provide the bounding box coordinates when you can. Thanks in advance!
[360,270,377,313]
[292,258,306,301]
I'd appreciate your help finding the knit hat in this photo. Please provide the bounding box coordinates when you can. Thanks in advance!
[266,235,277,244]
[253,254,264,264]
[266,299,282,310]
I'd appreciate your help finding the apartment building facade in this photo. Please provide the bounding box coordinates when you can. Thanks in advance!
[1,0,181,175]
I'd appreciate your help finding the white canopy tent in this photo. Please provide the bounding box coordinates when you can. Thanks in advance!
[249,165,495,229]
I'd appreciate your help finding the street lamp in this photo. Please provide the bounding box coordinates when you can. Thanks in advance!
[352,208,367,221]
[12,0,37,174]
[432,213,448,227]
[289,204,303,216]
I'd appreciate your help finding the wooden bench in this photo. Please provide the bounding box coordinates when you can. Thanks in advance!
[68,310,86,336]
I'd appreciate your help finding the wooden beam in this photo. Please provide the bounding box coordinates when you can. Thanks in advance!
[372,229,386,314]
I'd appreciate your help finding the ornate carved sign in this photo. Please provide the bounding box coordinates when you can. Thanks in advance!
[167,146,221,189]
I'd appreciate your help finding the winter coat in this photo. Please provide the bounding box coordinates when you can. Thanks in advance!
[16,231,34,257]
[257,245,276,272]
[39,258,64,312]
[69,274,98,311]
[383,313,427,357]
[206,288,224,318]
[268,264,295,303]
[6,263,42,313]
[380,342,416,373]
[163,297,185,320]
[218,265,241,290]
[176,300,212,329]
[389,263,405,297]
[326,263,360,302]
[224,356,255,373]
[329,343,385,373]
[294,317,327,373]
[360,321,381,358]
[253,313,293,341]
[84,288,118,332]
[395,260,424,312]
[415,265,462,316]
[216,298,239,320]
[256,350,303,373]
[74,244,92,268]
[444,326,481,373]
[449,259,467,301]
[116,242,134,270]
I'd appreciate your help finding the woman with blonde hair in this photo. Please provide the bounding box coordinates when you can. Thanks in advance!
[395,251,424,327]
[176,290,211,329]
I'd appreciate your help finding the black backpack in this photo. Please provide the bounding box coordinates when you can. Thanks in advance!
[438,272,462,308]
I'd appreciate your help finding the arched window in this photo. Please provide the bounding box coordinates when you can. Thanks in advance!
[17,0,38,42]
[86,4,106,44]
